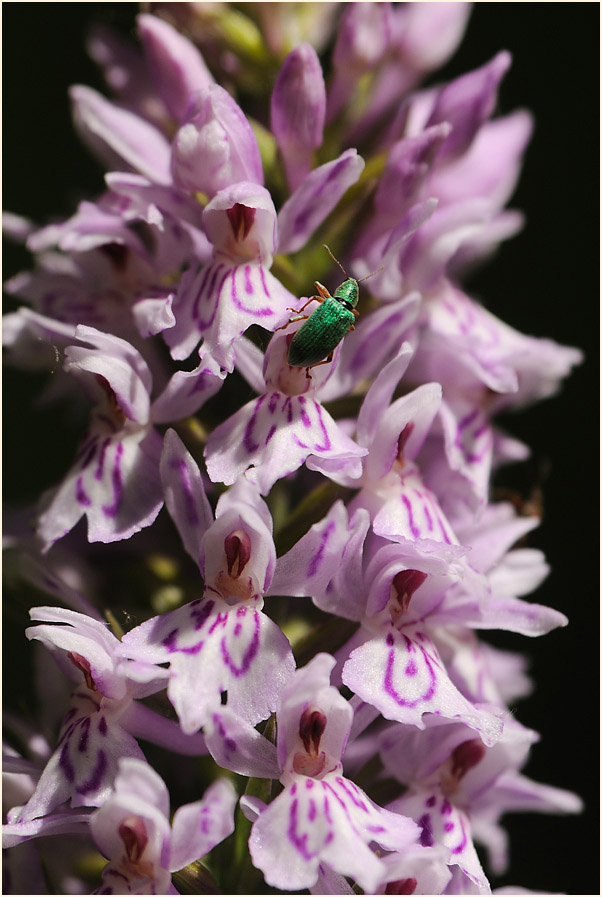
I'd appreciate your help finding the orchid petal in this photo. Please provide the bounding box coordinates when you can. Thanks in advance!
[342,626,503,745]
[277,149,365,254]
[70,85,171,183]
[169,779,237,871]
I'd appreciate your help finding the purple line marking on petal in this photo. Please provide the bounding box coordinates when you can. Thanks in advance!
[101,442,124,518]
[199,265,229,329]
[473,419,489,440]
[333,777,369,813]
[433,509,454,544]
[234,622,242,636]
[98,716,108,736]
[386,632,395,646]
[268,392,279,414]
[283,397,293,424]
[306,520,335,578]
[181,640,205,655]
[208,610,228,635]
[265,424,277,444]
[312,403,332,452]
[193,263,219,322]
[382,638,437,708]
[259,265,271,299]
[401,494,420,538]
[444,821,455,832]
[162,628,179,650]
[426,794,437,808]
[220,609,260,676]
[422,499,434,532]
[322,780,368,842]
[78,717,91,753]
[405,660,418,676]
[59,742,75,783]
[291,782,297,796]
[243,394,267,453]
[170,457,200,526]
[231,266,273,317]
[308,798,317,821]
[451,815,468,855]
[211,713,237,754]
[418,813,434,847]
[95,438,111,481]
[76,748,108,795]
[287,798,318,860]
[441,798,452,816]
[76,475,91,507]
[191,598,215,630]
[293,435,308,449]
[324,830,334,844]
[306,779,314,790]
[456,408,479,439]
[297,395,312,428]
[244,265,253,295]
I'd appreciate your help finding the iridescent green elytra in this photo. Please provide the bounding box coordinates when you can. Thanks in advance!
[285,246,363,378]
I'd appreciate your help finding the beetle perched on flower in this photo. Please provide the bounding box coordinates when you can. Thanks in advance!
[281,244,383,378]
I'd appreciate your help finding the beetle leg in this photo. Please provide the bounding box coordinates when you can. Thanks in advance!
[305,351,334,378]
[352,309,360,318]
[296,294,324,313]
[275,313,311,332]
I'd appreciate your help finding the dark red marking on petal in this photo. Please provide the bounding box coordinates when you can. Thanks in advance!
[299,707,327,755]
[224,529,252,579]
[67,651,96,691]
[397,422,415,461]
[450,739,486,781]
[391,569,428,614]
[119,815,149,863]
[386,877,418,895]
[227,203,256,242]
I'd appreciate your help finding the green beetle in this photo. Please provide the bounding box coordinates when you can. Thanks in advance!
[283,245,378,379]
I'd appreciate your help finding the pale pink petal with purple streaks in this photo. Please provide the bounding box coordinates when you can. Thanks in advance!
[248,774,419,892]
[206,392,366,494]
[342,626,502,745]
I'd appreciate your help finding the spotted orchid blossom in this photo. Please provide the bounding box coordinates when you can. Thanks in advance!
[380,717,582,893]
[165,144,365,370]
[121,429,295,734]
[204,321,371,494]
[6,605,209,827]
[90,758,236,895]
[271,484,567,746]
[241,654,423,894]
[270,499,502,747]
[4,314,224,550]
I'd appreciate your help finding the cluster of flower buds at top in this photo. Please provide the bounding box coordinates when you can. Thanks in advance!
[3,4,583,895]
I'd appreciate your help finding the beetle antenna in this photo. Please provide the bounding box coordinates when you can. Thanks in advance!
[357,263,385,284]
[322,244,349,279]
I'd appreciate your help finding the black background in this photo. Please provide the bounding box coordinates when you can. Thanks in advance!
[3,4,599,895]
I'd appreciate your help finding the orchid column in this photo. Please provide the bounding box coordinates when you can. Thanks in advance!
[3,4,589,895]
